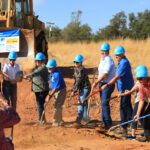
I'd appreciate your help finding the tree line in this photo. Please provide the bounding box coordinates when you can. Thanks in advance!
[45,10,150,42]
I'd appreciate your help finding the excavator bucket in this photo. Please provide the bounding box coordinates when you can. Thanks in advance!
[0,0,48,70]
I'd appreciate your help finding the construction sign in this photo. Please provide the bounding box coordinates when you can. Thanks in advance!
[0,29,20,53]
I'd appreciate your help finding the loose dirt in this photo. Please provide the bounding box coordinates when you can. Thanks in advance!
[7,78,150,150]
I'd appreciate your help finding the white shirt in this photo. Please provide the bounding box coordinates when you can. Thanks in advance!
[98,55,116,83]
[3,62,20,80]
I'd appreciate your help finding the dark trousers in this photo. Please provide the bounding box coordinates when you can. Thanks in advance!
[132,101,147,129]
[35,91,49,121]
[99,83,115,126]
[2,80,17,110]
[120,95,133,128]
[143,104,150,136]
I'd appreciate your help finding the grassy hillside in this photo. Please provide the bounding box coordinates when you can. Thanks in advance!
[48,39,150,70]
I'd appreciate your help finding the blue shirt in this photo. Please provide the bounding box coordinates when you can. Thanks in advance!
[49,68,66,90]
[116,57,134,92]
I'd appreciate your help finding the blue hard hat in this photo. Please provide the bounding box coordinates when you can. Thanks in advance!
[8,51,17,60]
[73,54,84,63]
[46,59,57,68]
[100,43,110,51]
[114,46,125,55]
[134,65,148,78]
[35,52,45,61]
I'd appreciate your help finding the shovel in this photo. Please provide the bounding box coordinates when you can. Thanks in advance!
[108,113,150,132]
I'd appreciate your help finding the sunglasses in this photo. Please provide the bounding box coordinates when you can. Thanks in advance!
[115,54,122,57]
[137,77,144,81]
[74,62,79,64]
[9,59,16,61]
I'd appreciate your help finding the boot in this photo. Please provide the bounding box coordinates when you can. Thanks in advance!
[137,136,150,142]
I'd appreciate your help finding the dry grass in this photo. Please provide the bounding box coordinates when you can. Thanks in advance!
[48,38,150,70]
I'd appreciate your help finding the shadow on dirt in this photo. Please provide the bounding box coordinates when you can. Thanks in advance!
[58,66,97,78]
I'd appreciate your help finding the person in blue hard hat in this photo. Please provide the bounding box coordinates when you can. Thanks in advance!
[101,45,134,135]
[117,65,148,139]
[133,65,150,142]
[24,52,49,124]
[71,54,91,127]
[2,51,21,110]
[92,43,116,129]
[46,59,66,127]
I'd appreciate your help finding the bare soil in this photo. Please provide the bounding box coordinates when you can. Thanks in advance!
[6,78,150,150]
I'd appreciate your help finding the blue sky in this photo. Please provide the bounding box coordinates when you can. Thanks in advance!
[33,0,150,33]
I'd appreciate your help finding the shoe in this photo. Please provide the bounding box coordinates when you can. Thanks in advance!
[126,134,136,139]
[52,122,59,127]
[59,120,65,126]
[137,136,150,142]
[73,122,82,128]
[114,128,127,136]
[140,133,144,137]
[81,117,91,125]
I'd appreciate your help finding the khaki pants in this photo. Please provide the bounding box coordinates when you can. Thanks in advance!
[53,88,66,123]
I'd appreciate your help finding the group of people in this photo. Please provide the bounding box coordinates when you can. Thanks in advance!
[0,42,150,150]
[91,43,150,142]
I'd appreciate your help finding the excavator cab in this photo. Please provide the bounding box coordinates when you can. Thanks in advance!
[0,0,48,69]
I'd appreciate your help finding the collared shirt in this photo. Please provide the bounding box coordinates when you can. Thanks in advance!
[50,68,66,90]
[116,56,134,92]
[98,55,116,83]
[139,78,150,101]
[3,62,20,80]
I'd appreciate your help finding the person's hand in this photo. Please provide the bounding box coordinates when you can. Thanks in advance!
[46,94,52,103]
[24,75,31,81]
[0,99,9,108]
[133,114,139,122]
[101,84,107,91]
[117,92,123,98]
[24,75,31,79]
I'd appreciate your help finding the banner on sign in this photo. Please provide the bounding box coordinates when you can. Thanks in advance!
[0,29,20,53]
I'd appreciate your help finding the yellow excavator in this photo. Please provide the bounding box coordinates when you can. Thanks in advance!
[0,0,48,70]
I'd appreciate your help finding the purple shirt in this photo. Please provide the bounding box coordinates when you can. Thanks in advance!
[0,107,20,149]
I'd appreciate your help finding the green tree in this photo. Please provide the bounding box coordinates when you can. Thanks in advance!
[97,11,128,39]
[62,10,92,42]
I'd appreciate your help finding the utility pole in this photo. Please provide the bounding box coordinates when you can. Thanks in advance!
[46,22,54,39]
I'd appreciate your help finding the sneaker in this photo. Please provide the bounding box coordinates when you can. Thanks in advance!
[137,136,150,142]
[52,122,59,127]
[126,134,136,139]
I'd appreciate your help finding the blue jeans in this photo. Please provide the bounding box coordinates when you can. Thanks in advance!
[99,83,115,126]
[77,87,91,122]
[2,80,17,110]
[120,95,133,129]
[35,91,49,120]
